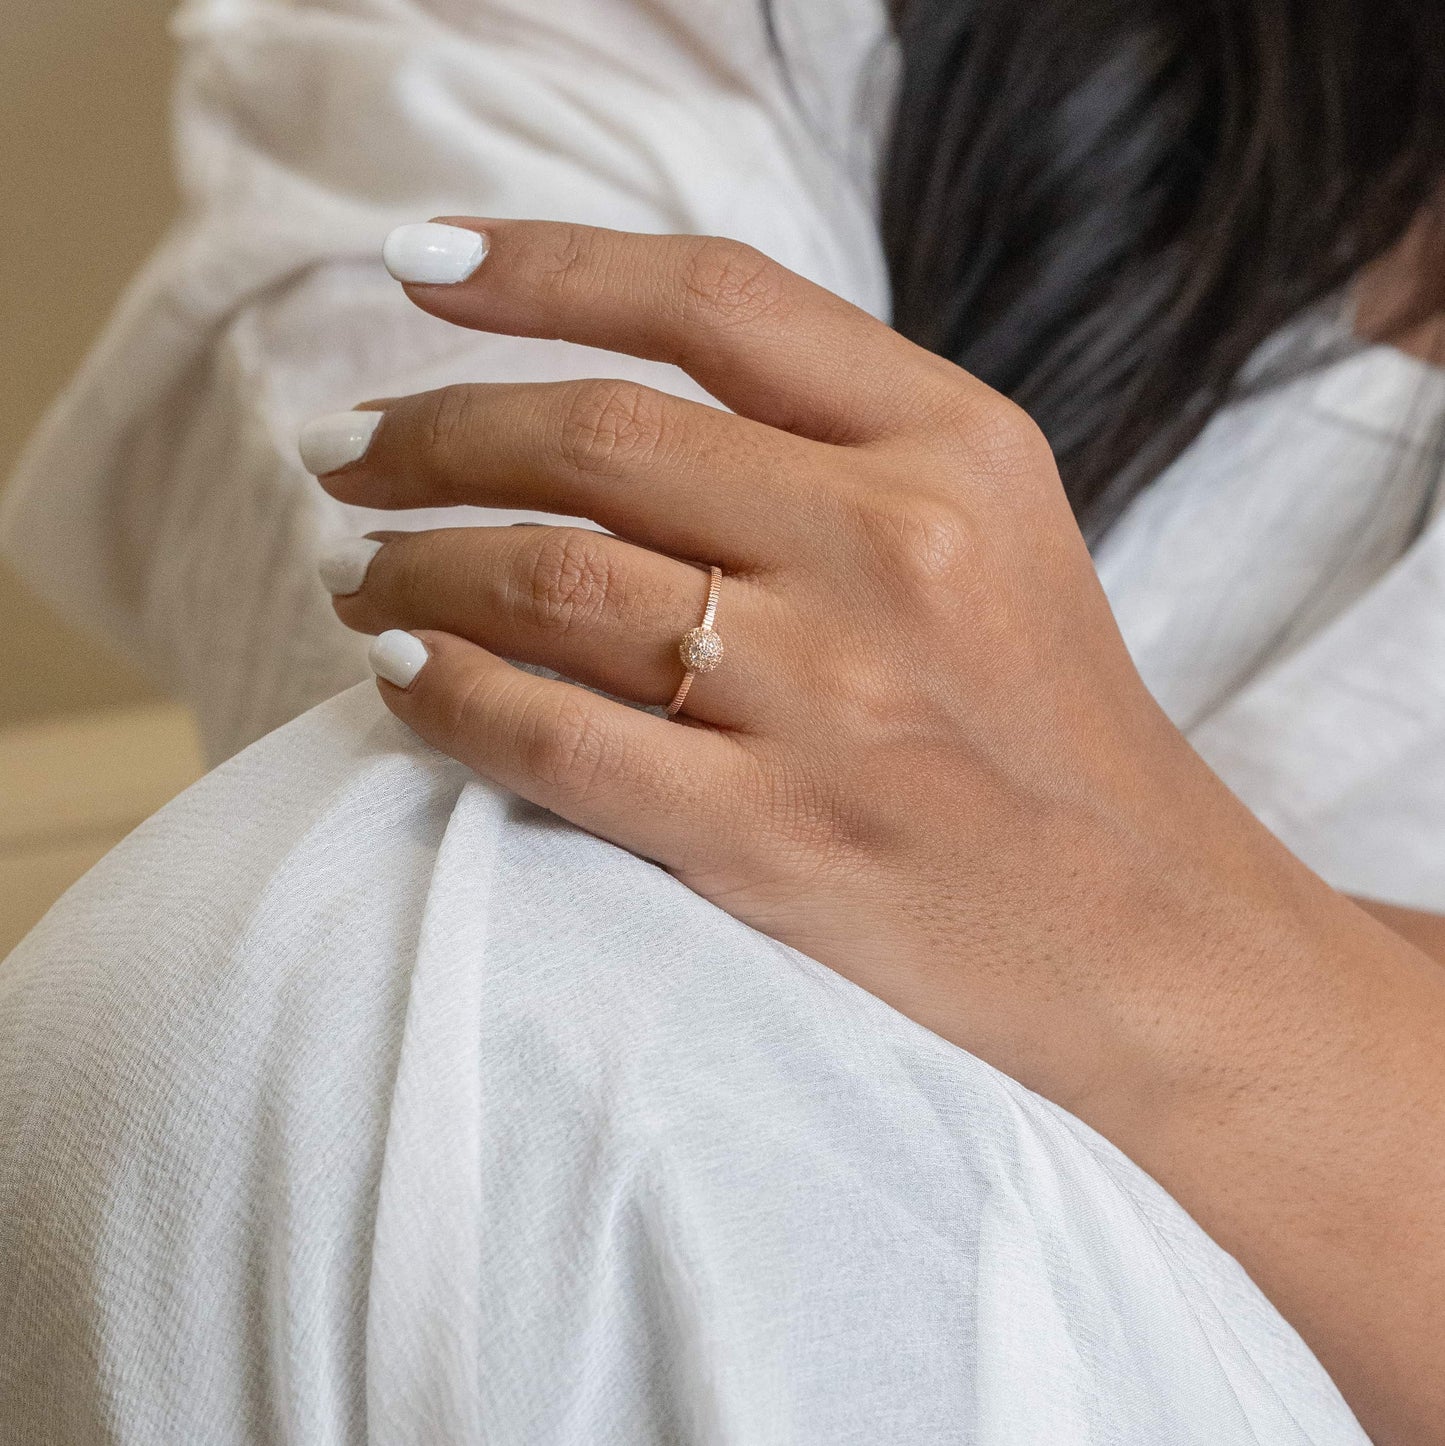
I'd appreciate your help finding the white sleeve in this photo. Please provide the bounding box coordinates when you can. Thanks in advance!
[0,0,892,763]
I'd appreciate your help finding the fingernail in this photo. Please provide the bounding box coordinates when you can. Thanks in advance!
[382,223,488,285]
[370,630,429,689]
[299,410,384,475]
[318,537,384,596]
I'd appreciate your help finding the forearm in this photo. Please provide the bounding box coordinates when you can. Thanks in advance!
[1085,838,1445,1446]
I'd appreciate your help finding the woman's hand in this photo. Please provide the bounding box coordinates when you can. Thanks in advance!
[302,220,1445,1444]
[306,218,1277,1103]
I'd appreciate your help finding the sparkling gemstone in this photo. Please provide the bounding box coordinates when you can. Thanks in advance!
[679,625,724,672]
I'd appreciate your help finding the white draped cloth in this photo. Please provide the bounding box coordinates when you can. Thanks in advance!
[2,0,1443,1440]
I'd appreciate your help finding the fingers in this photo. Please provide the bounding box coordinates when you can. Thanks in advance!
[383,218,967,444]
[308,378,822,568]
[368,627,752,868]
[328,525,767,726]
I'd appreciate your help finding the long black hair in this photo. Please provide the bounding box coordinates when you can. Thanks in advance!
[815,1,1445,537]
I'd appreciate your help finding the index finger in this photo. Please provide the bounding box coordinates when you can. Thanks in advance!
[381,218,970,445]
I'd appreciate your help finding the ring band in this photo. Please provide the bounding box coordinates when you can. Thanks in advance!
[667,565,724,717]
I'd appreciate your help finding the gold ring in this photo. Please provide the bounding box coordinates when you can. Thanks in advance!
[667,565,724,717]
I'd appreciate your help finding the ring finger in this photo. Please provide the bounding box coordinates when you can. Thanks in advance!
[325,523,771,726]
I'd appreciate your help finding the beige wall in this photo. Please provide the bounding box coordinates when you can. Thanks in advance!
[1,0,179,729]
[1,1,203,954]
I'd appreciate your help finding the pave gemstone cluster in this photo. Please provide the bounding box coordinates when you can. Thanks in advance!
[667,565,726,717]
[679,625,725,672]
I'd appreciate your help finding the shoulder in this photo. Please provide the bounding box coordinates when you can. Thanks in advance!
[0,684,1363,1444]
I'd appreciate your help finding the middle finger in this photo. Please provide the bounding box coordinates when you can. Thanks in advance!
[303,378,828,571]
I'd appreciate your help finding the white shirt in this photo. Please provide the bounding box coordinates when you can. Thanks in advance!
[2,0,1441,1440]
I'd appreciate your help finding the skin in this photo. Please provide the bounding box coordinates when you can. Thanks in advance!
[311,218,1445,1445]
[1357,900,1445,965]
[1348,205,1445,961]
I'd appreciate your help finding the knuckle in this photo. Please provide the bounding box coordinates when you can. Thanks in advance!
[973,397,1054,477]
[523,694,611,800]
[809,639,923,746]
[532,224,593,304]
[523,527,615,635]
[847,487,975,590]
[680,235,789,331]
[436,668,493,759]
[935,387,1056,482]
[419,385,481,484]
[554,379,668,477]
[391,535,446,614]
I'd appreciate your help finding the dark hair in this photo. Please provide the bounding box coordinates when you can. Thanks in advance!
[853,1,1445,537]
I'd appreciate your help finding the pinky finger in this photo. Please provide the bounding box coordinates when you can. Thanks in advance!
[368,629,744,866]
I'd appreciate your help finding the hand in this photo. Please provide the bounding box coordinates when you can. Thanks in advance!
[305,219,1325,1108]
[306,221,1445,1443]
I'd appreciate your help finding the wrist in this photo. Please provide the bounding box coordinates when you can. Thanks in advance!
[994,756,1355,1123]
[1041,793,1432,1151]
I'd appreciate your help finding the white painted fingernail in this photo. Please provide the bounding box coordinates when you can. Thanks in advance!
[370,630,429,689]
[383,223,488,284]
[299,410,384,475]
[318,537,384,596]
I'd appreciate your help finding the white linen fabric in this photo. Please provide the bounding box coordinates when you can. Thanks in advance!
[0,687,1375,1445]
[0,0,894,764]
[1,0,1442,1440]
